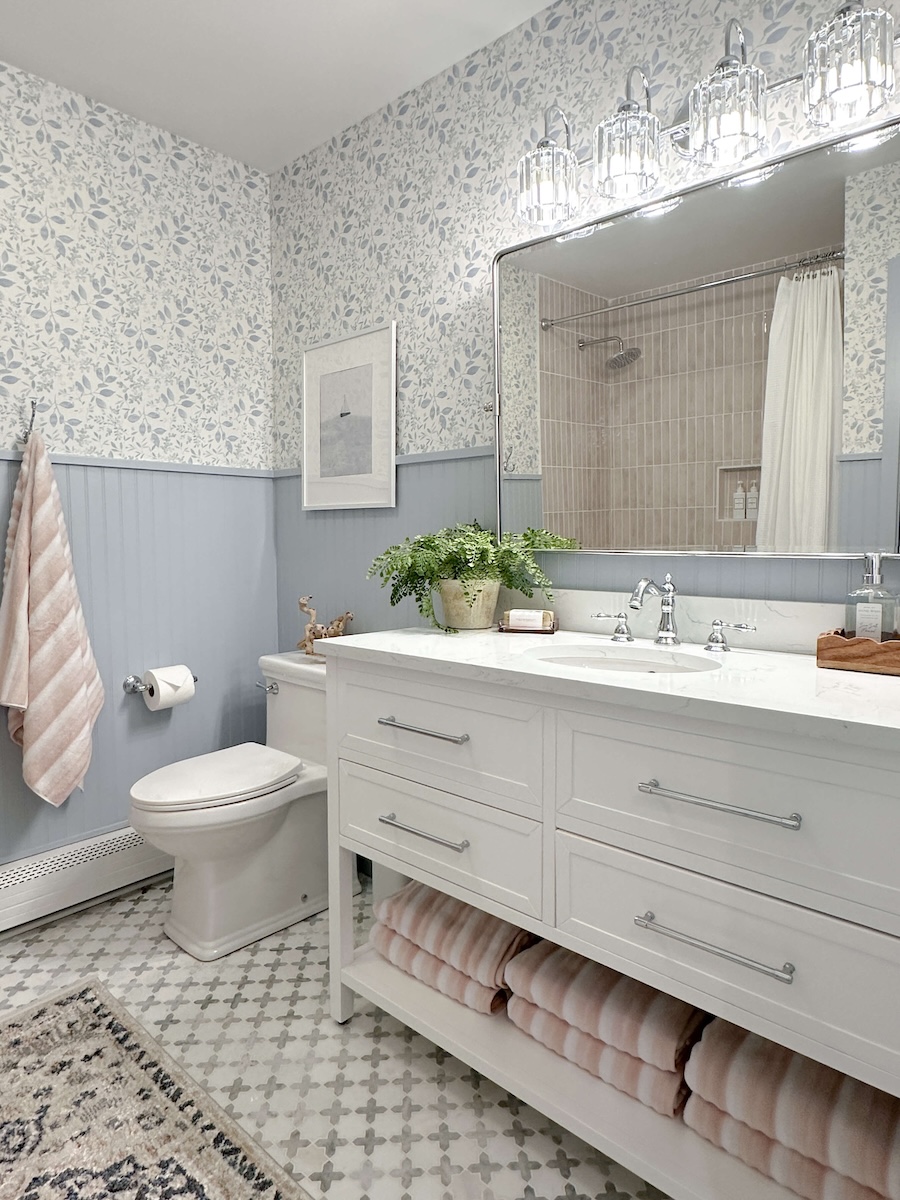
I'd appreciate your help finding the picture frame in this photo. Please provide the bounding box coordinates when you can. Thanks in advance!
[301,322,397,509]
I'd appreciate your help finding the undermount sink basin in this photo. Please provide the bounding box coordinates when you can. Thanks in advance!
[526,644,722,675]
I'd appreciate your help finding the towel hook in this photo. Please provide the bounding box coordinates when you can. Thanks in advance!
[22,399,37,445]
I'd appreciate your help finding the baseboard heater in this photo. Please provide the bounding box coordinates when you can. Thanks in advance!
[0,829,173,933]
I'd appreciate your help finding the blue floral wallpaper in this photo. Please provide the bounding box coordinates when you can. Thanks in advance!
[843,160,900,455]
[271,0,900,465]
[497,264,541,477]
[0,60,272,468]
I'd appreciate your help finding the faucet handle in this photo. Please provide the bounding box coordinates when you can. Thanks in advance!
[704,618,757,652]
[591,612,635,642]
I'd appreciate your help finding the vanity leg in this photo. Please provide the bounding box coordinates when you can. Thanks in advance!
[329,843,356,1023]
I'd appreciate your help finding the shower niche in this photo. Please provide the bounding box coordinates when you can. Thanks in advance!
[495,118,900,556]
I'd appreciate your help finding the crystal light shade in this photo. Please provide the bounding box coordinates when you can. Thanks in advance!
[593,67,661,200]
[517,139,578,228]
[804,2,894,127]
[517,104,578,229]
[689,19,768,165]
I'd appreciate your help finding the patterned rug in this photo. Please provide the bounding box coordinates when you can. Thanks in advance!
[0,977,313,1200]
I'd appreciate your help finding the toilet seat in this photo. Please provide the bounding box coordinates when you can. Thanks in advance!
[130,743,302,813]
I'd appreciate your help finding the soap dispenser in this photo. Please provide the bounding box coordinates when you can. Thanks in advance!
[845,552,896,641]
[732,481,746,520]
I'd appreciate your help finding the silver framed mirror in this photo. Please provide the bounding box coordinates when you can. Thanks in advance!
[494,117,900,558]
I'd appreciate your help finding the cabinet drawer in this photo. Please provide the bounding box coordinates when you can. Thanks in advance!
[556,832,900,1094]
[339,760,542,919]
[557,711,900,934]
[336,669,544,812]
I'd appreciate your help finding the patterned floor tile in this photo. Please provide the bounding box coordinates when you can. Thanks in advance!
[0,880,670,1200]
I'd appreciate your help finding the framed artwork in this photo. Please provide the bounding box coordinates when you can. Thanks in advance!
[301,322,397,509]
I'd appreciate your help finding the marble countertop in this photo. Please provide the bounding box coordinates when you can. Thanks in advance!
[322,627,900,753]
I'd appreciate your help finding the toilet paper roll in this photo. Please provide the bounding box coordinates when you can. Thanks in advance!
[142,664,195,711]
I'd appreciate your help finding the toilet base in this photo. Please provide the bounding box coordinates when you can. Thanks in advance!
[164,887,329,961]
[161,784,340,962]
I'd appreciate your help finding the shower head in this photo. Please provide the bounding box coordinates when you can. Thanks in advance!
[577,333,641,370]
[606,344,642,370]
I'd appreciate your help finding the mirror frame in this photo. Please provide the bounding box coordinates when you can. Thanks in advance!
[492,113,900,561]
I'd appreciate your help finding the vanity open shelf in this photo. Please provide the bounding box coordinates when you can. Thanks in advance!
[345,945,791,1200]
[325,629,900,1200]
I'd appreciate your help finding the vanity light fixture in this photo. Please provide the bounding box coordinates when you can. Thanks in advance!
[689,18,768,165]
[725,162,783,186]
[593,66,661,199]
[637,196,683,217]
[804,1,894,127]
[517,103,579,229]
[834,122,900,148]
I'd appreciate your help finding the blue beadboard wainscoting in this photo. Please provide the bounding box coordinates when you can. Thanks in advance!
[0,445,885,880]
[274,449,497,648]
[0,455,278,867]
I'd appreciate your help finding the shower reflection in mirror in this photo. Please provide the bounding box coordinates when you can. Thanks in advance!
[497,123,900,556]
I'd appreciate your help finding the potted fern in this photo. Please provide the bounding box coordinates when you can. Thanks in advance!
[367,522,577,632]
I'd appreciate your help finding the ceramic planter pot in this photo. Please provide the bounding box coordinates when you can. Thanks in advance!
[437,579,500,630]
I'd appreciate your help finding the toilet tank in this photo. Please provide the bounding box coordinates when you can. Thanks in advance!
[258,652,326,765]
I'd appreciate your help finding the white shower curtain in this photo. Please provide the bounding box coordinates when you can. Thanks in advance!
[755,267,843,554]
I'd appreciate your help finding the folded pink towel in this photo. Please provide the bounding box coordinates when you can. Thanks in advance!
[507,994,687,1117]
[0,433,104,806]
[685,1093,886,1200]
[370,922,507,1015]
[504,939,709,1073]
[685,1019,900,1200]
[373,881,534,988]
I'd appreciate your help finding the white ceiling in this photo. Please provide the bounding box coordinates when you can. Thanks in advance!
[0,0,549,172]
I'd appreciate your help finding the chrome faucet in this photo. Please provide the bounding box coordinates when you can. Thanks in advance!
[629,573,679,645]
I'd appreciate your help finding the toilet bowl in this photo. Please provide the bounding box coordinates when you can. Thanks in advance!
[130,653,334,961]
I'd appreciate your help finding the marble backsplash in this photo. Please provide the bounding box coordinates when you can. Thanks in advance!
[501,587,844,655]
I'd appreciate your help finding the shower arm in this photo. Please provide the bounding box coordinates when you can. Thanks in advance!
[577,334,624,352]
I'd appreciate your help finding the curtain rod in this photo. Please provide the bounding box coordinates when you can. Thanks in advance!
[540,249,845,330]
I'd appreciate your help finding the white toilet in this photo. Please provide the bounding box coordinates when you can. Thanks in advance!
[130,652,332,961]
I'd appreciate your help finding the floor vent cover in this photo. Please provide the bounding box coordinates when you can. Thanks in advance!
[0,829,172,932]
[0,831,146,891]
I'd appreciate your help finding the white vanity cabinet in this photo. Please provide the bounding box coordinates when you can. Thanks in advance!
[325,630,900,1200]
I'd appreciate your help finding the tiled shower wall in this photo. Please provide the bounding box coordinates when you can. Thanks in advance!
[593,260,775,550]
[537,249,838,551]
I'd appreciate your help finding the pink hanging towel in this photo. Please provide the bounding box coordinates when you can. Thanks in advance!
[0,432,104,805]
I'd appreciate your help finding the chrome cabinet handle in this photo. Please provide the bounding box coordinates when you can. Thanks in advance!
[634,911,796,984]
[378,715,470,745]
[256,681,279,694]
[378,812,470,853]
[638,778,801,830]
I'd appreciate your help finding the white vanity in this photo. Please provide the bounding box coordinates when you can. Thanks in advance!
[324,628,900,1200]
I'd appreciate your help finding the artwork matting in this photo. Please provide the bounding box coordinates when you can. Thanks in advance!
[302,323,396,509]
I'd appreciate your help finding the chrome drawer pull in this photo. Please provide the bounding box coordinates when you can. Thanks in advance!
[378,812,470,853]
[638,779,802,831]
[378,715,470,745]
[634,911,796,984]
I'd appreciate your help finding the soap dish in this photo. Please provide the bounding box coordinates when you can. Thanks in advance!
[498,610,558,634]
[816,629,900,676]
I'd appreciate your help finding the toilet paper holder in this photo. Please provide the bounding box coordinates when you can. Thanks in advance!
[123,673,198,696]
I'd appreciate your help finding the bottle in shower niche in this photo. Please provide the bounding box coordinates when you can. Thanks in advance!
[845,552,897,641]
[746,480,759,520]
[732,481,746,520]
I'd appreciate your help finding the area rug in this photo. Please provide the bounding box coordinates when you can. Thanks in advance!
[0,977,314,1200]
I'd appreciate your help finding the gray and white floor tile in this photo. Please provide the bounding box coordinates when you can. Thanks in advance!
[0,879,668,1200]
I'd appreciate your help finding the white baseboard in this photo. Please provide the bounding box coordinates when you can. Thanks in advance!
[0,828,174,933]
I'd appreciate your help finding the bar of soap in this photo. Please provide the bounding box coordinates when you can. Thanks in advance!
[505,609,552,630]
